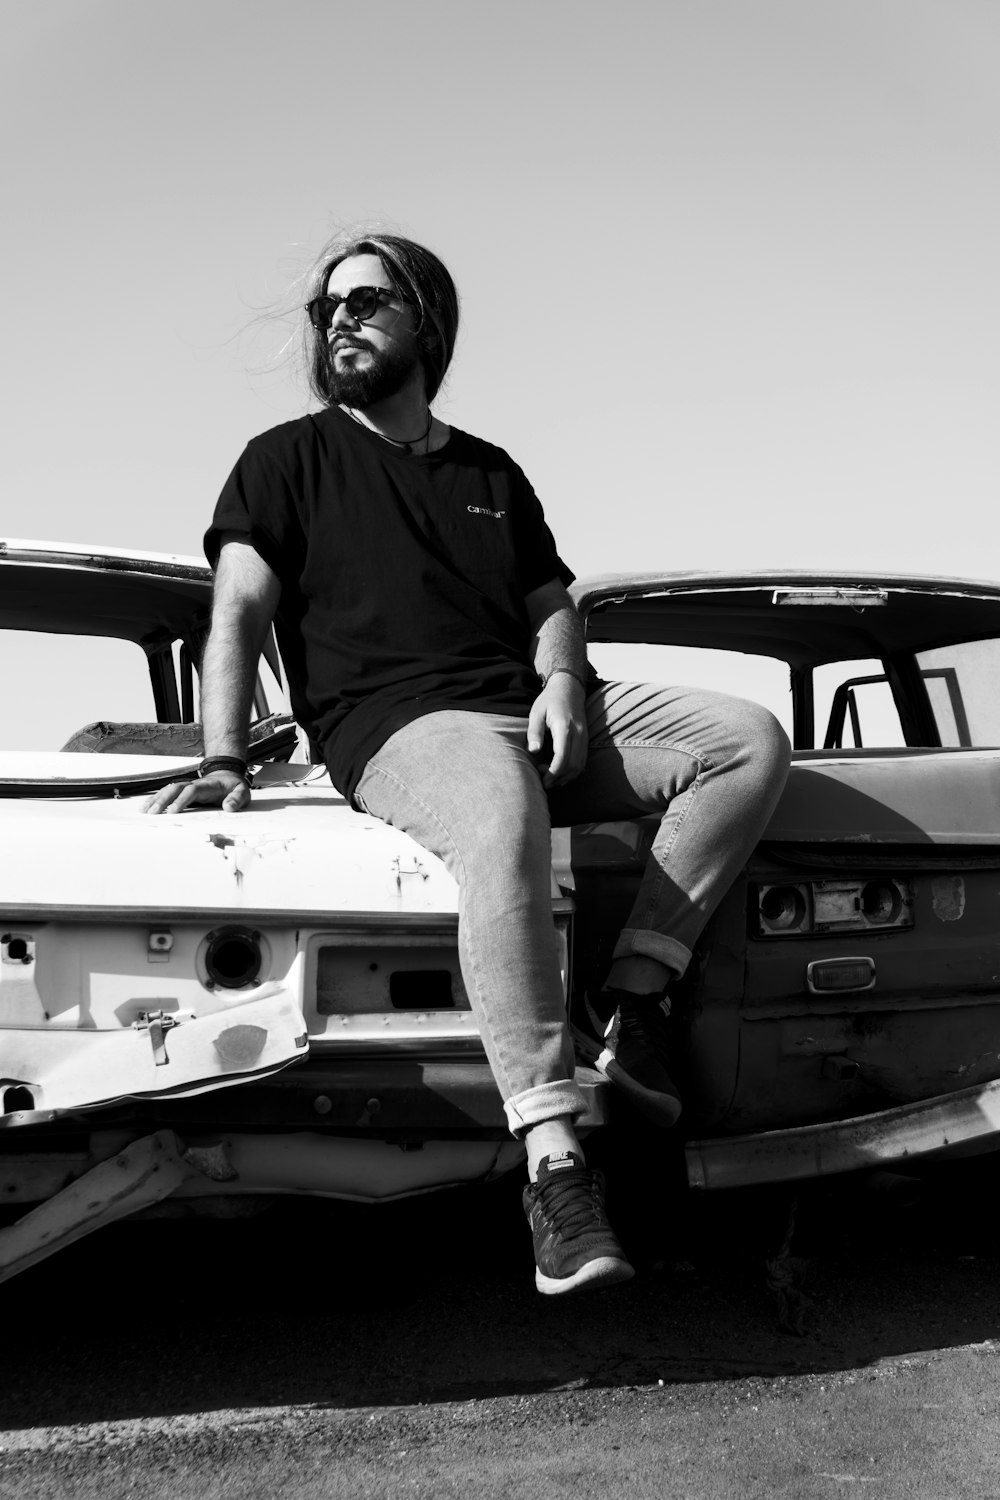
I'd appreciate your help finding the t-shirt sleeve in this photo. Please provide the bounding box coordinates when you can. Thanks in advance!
[510,471,576,596]
[204,442,304,579]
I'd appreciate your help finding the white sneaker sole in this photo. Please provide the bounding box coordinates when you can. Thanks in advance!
[535,1255,636,1296]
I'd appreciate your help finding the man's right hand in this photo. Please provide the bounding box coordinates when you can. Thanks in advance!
[143,771,250,815]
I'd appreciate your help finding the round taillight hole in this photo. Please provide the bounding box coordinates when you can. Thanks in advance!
[3,1086,35,1113]
[204,927,263,989]
[861,881,902,926]
[760,885,807,931]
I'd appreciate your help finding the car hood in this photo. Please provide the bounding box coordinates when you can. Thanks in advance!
[768,748,1000,845]
[0,755,462,918]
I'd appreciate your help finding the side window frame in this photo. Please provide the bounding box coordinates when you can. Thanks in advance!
[818,653,942,750]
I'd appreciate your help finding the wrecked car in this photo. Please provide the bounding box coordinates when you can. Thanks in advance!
[3,539,1000,1281]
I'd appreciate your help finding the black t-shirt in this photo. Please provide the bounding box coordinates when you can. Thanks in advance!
[206,405,574,797]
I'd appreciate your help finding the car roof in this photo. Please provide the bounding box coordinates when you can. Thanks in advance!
[0,537,209,576]
[572,568,1000,606]
[573,570,1000,667]
[6,544,1000,663]
[0,538,211,643]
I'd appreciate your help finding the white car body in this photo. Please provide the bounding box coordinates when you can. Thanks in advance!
[0,541,603,1282]
[8,539,1000,1283]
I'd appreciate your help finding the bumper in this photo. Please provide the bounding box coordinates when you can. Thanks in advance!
[1,1056,611,1135]
[685,1076,1000,1190]
[0,1066,611,1285]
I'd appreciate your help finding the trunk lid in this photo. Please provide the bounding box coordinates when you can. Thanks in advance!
[770,748,1000,845]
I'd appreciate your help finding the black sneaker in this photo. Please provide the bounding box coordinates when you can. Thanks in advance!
[522,1152,634,1296]
[596,994,683,1127]
[571,985,619,1049]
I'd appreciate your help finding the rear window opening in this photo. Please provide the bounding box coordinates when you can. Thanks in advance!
[588,643,794,739]
[0,631,156,750]
[588,639,1000,752]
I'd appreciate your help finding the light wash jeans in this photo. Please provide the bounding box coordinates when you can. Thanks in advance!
[352,682,790,1135]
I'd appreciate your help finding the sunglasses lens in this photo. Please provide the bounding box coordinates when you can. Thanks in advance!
[346,287,380,321]
[307,297,334,331]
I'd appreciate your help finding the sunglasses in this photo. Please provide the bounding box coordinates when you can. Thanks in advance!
[305,286,405,331]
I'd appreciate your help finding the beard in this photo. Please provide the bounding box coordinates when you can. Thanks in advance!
[324,336,422,407]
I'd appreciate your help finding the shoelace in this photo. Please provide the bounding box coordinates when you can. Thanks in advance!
[533,1167,609,1238]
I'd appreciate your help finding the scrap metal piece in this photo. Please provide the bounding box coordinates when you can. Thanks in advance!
[763,1194,811,1336]
[0,1130,198,1285]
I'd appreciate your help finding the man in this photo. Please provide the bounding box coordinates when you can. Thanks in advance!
[146,230,790,1295]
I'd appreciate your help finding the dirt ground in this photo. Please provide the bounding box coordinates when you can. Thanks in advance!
[3,1142,1000,1498]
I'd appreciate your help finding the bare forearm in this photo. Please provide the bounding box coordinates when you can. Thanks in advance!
[198,538,280,760]
[528,590,588,684]
[144,538,279,815]
[199,612,267,758]
[523,578,589,786]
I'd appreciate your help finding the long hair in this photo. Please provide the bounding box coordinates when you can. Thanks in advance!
[306,229,460,405]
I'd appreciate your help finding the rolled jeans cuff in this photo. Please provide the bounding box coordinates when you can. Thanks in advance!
[612,928,692,981]
[503,1078,589,1137]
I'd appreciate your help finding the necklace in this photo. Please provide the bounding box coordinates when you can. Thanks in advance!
[344,407,433,454]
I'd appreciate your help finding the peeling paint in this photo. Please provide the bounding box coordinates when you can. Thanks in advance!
[931,875,966,922]
[393,855,428,892]
[213,1024,268,1068]
[205,834,293,890]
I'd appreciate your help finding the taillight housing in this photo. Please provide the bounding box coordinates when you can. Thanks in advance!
[201,926,265,989]
[755,878,913,937]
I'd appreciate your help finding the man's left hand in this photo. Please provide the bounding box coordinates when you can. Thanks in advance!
[527,676,589,788]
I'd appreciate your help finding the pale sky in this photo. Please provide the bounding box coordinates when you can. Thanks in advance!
[3,0,998,573]
[2,0,999,744]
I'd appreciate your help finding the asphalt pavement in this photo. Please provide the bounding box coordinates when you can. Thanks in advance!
[3,1141,1000,1498]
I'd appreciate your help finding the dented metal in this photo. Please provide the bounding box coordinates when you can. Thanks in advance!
[0,984,308,1117]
